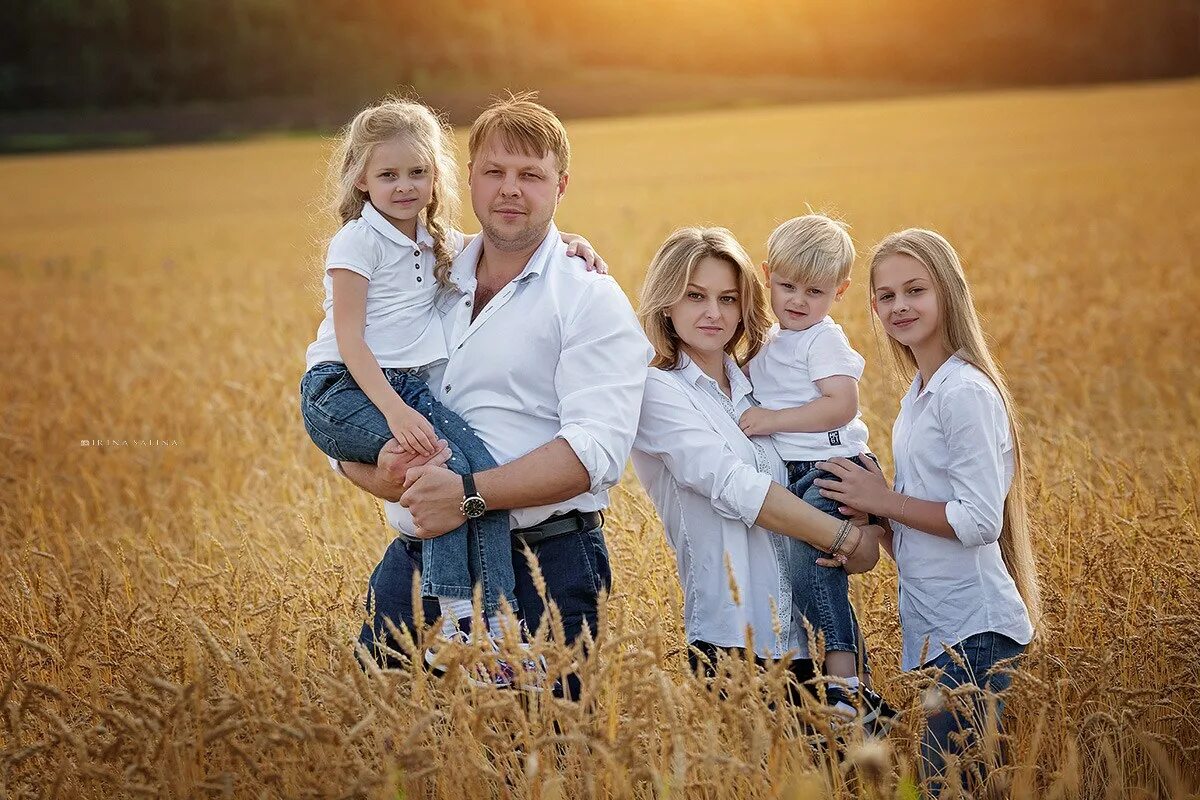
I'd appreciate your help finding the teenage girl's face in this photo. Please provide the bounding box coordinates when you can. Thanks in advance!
[355,137,433,239]
[871,254,940,349]
[666,256,743,360]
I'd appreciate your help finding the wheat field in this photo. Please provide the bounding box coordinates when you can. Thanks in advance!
[1,79,1198,798]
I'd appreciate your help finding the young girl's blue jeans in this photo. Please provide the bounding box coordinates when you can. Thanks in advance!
[921,631,1025,794]
[785,454,878,666]
[299,361,516,614]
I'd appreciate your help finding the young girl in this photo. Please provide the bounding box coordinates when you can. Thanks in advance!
[812,228,1038,791]
[299,99,602,683]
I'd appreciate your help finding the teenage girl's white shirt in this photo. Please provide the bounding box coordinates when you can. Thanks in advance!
[890,354,1034,670]
[747,318,871,461]
[304,201,462,371]
[632,355,807,661]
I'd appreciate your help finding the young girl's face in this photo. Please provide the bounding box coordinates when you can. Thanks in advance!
[355,136,434,236]
[872,254,940,349]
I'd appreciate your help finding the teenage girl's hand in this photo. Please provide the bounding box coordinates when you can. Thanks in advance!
[561,232,609,274]
[386,406,439,457]
[814,455,893,517]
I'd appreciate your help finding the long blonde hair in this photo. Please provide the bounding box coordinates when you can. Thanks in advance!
[637,227,772,370]
[869,229,1041,626]
[327,98,461,286]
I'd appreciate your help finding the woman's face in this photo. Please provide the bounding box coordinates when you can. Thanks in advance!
[666,256,742,359]
[872,253,941,349]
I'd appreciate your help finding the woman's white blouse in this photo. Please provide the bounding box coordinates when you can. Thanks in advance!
[891,354,1034,670]
[632,356,806,660]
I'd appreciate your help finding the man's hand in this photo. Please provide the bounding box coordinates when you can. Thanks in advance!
[400,464,471,539]
[738,406,778,437]
[374,438,451,501]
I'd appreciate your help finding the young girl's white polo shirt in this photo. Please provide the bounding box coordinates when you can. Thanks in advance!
[304,201,454,371]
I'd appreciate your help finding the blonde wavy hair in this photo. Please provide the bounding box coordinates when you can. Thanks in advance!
[869,228,1041,627]
[327,98,461,286]
[638,227,772,371]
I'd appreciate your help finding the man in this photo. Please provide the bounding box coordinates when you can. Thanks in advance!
[339,93,651,694]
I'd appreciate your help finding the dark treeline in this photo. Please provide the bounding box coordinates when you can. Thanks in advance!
[4,0,1198,112]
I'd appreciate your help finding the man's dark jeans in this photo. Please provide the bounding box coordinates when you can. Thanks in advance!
[358,522,612,699]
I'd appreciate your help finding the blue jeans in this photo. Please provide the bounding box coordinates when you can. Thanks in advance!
[921,631,1025,793]
[357,522,612,700]
[299,361,516,612]
[785,455,877,657]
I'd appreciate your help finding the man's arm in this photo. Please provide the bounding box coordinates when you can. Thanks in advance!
[337,439,451,502]
[399,439,589,537]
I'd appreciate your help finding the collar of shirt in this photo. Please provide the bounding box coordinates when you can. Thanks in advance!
[361,201,434,250]
[677,353,754,407]
[903,352,967,406]
[448,222,557,294]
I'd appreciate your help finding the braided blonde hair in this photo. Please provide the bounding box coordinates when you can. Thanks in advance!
[328,98,461,285]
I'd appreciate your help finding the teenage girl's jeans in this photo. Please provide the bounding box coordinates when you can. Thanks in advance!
[785,454,878,662]
[921,631,1025,794]
[299,361,516,612]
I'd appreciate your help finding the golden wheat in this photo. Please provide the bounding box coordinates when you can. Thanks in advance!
[1,79,1198,798]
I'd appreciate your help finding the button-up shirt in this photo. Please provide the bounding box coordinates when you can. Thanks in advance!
[632,355,806,660]
[305,202,448,371]
[379,222,652,534]
[890,354,1034,669]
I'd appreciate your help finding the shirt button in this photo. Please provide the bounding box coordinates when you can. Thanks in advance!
[465,300,472,307]
[413,250,420,257]
[416,276,422,282]
[444,385,451,393]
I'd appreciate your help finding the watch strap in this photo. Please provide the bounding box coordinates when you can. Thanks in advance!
[463,472,477,498]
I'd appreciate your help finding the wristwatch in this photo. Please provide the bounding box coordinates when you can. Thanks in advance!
[460,473,487,519]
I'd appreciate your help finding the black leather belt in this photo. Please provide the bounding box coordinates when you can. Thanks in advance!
[400,510,603,547]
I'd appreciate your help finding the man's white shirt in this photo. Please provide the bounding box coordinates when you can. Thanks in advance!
[334,222,652,535]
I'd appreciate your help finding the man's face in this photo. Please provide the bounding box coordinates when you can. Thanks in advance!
[468,136,568,253]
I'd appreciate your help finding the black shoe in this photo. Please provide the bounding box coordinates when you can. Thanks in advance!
[822,684,899,735]
[856,686,899,735]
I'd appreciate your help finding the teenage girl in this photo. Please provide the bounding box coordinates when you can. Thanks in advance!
[812,228,1039,791]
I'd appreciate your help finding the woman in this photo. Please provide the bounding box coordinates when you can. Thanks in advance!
[630,226,885,714]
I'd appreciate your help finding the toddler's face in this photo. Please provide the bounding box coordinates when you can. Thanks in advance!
[767,271,848,331]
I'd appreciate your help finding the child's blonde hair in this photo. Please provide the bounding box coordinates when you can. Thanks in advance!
[869,228,1041,627]
[638,227,772,371]
[328,98,460,286]
[767,214,856,285]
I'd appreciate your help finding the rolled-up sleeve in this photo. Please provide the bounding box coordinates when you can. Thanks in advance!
[554,278,654,493]
[940,383,1013,547]
[634,373,773,527]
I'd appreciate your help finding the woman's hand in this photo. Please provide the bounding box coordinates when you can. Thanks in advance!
[815,524,881,574]
[814,455,894,517]
[561,232,608,273]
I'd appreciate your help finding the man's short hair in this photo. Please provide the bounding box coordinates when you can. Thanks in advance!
[767,214,856,285]
[468,91,571,176]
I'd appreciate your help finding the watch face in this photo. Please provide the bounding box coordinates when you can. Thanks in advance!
[463,496,486,519]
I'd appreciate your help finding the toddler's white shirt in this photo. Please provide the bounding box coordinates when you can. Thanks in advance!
[304,201,457,371]
[747,317,870,461]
